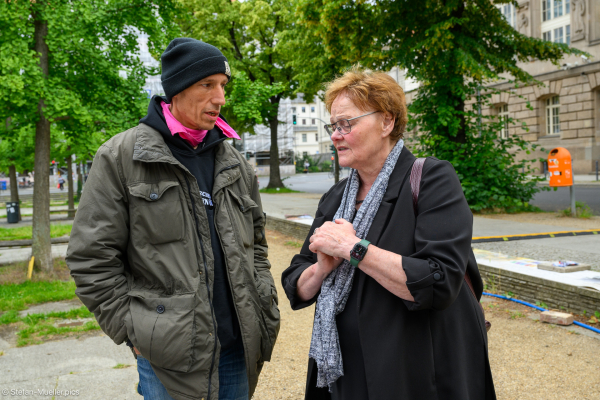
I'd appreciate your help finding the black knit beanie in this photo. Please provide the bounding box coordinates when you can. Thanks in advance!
[161,38,231,101]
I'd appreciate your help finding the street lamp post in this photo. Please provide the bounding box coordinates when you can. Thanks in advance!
[312,117,340,184]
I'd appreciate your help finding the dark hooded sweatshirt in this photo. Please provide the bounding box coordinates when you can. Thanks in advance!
[140,95,240,350]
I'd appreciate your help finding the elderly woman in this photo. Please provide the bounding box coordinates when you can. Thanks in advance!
[281,70,495,400]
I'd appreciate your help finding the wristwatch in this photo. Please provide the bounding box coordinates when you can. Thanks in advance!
[350,239,370,267]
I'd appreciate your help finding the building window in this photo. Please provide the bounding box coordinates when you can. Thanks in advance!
[302,134,307,143]
[497,104,509,139]
[292,107,296,113]
[543,25,571,44]
[302,119,306,125]
[302,107,306,113]
[546,96,560,135]
[542,0,570,44]
[315,133,318,142]
[311,106,315,112]
[543,0,570,22]
[312,118,316,125]
[497,3,517,28]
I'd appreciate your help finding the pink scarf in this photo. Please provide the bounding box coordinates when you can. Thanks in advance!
[160,101,240,148]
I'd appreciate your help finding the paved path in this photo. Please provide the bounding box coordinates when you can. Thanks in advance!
[531,185,600,214]
[0,216,73,228]
[261,193,323,220]
[260,172,600,214]
[0,245,69,266]
[261,193,590,236]
[0,336,139,399]
[471,217,584,237]
[0,206,74,218]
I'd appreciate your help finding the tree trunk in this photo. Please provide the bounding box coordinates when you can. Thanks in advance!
[32,13,52,271]
[66,156,75,218]
[266,116,284,188]
[76,161,83,202]
[8,164,21,221]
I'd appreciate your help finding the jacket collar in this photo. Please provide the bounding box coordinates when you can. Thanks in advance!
[133,123,181,165]
[133,123,242,192]
[133,123,238,166]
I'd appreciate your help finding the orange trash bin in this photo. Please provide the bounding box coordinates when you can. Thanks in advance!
[547,147,573,187]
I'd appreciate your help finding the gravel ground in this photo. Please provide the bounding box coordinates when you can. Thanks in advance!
[256,230,600,400]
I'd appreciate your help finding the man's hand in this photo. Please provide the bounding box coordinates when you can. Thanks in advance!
[133,346,141,355]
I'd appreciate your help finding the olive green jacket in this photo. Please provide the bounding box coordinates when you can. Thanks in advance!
[66,123,280,400]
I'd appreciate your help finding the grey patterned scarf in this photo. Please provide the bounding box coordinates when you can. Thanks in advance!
[309,139,404,390]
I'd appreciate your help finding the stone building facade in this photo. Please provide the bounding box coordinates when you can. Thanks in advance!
[291,1,600,173]
[411,0,600,174]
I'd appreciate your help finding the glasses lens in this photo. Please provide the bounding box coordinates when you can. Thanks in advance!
[338,120,351,134]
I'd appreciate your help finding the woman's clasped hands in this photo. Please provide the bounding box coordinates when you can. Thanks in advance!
[309,219,359,277]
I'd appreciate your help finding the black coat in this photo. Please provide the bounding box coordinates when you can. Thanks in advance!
[281,148,496,400]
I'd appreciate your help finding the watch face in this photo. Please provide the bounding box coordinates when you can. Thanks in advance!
[351,243,368,261]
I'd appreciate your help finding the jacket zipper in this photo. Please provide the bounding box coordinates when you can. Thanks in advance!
[184,174,218,399]
[213,162,250,376]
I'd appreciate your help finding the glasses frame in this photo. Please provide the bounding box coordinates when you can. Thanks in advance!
[324,111,379,137]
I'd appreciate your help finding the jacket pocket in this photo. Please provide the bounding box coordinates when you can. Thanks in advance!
[124,292,196,372]
[128,181,185,245]
[254,278,280,362]
[227,189,258,248]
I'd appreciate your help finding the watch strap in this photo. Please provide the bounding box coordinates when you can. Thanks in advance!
[350,239,370,267]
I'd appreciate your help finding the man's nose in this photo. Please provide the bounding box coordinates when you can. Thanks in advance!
[213,87,226,106]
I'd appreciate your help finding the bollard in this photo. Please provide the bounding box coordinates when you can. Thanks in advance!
[596,160,599,182]
[27,256,35,280]
[570,185,576,216]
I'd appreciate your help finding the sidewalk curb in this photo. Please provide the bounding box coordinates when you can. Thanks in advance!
[0,236,70,248]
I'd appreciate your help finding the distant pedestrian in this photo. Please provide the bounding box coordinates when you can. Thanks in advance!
[67,38,279,400]
[282,68,495,399]
[57,176,65,190]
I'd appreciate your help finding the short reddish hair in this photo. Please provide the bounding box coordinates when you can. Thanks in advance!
[324,68,408,141]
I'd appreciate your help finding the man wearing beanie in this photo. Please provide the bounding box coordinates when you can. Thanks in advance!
[67,38,280,400]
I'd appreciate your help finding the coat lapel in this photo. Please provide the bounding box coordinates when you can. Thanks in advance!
[316,146,417,244]
[364,147,416,245]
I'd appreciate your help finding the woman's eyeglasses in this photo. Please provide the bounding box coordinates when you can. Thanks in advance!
[324,111,379,136]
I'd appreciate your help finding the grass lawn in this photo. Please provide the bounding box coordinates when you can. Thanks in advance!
[0,306,100,347]
[0,224,72,241]
[0,258,97,346]
[0,258,77,311]
[0,280,77,312]
[259,187,302,194]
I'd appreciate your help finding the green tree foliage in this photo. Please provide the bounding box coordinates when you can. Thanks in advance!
[220,71,284,138]
[0,0,180,270]
[178,0,332,188]
[297,0,584,211]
